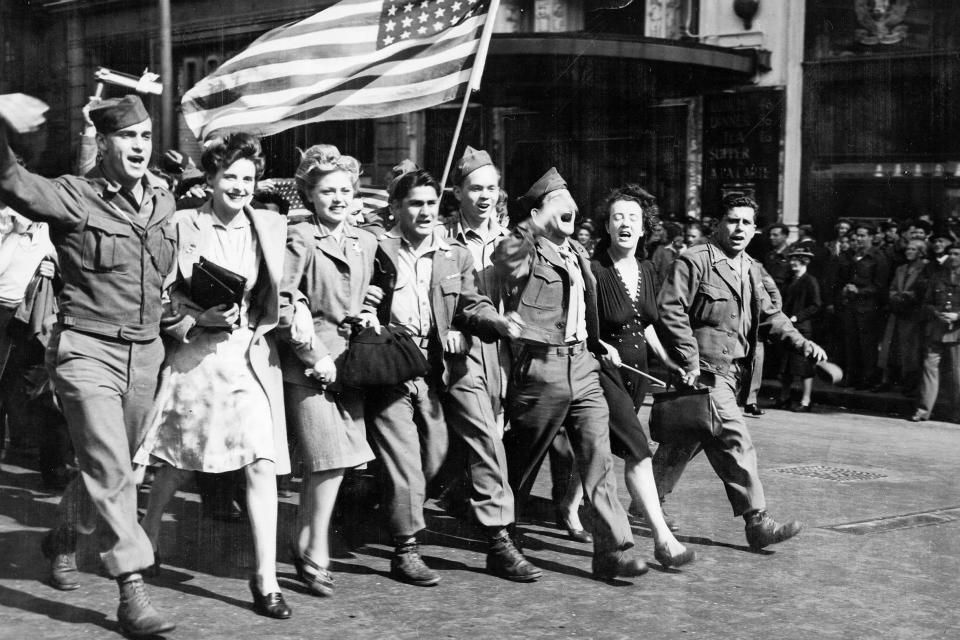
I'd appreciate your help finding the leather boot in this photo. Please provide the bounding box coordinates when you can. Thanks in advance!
[486,529,541,582]
[744,510,803,550]
[117,574,175,637]
[390,539,440,586]
[41,528,80,591]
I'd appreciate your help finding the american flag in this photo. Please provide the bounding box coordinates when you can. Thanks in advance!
[182,0,493,141]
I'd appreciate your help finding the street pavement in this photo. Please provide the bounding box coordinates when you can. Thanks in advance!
[1,401,958,640]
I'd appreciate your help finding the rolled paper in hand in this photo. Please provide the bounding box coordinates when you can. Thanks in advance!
[814,360,843,385]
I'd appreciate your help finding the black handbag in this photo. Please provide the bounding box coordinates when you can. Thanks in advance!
[339,324,429,388]
[190,256,246,310]
[649,386,722,444]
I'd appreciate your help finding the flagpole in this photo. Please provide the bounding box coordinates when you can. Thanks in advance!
[439,0,501,191]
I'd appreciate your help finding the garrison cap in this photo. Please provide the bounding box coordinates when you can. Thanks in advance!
[454,145,494,184]
[518,167,567,213]
[90,95,149,134]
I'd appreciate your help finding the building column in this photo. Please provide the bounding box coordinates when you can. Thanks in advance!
[781,0,806,230]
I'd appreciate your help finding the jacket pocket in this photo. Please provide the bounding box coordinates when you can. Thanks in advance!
[150,223,178,277]
[520,266,563,309]
[691,282,731,327]
[81,216,131,272]
[439,274,461,296]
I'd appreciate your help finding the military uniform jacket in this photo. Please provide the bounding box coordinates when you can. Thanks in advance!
[368,233,504,385]
[922,269,960,344]
[492,221,601,351]
[0,138,176,341]
[657,241,807,380]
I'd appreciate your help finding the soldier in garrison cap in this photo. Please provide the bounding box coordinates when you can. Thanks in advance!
[438,145,540,582]
[0,92,175,636]
[493,167,651,581]
[911,244,960,422]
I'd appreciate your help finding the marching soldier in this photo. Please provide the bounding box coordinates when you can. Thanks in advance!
[0,95,177,637]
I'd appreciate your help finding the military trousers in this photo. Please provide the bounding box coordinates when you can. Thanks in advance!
[45,326,163,577]
[367,375,450,538]
[916,341,960,417]
[504,344,634,555]
[443,339,514,529]
[652,368,767,517]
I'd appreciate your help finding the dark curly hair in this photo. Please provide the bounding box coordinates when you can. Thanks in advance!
[200,132,265,179]
[592,184,661,258]
[721,192,759,217]
[389,168,441,204]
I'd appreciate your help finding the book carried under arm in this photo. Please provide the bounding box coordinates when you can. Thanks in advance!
[190,256,246,310]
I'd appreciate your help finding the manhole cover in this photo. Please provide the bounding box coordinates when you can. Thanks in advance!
[823,507,960,534]
[771,465,887,482]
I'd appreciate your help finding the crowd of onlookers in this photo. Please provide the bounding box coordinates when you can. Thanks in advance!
[574,212,960,422]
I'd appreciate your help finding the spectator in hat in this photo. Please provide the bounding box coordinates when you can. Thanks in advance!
[774,249,822,411]
[925,227,954,277]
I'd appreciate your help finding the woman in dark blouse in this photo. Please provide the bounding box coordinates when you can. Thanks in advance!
[557,185,694,568]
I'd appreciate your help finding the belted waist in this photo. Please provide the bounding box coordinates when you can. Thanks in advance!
[521,340,587,357]
[57,314,160,342]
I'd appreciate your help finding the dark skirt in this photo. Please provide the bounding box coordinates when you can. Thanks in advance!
[598,367,652,461]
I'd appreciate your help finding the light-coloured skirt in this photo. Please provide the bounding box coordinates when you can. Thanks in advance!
[135,327,276,472]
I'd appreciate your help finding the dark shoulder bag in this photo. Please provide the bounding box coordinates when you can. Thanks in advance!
[339,323,429,389]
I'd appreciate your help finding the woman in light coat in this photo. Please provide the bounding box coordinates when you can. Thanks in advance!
[135,133,292,619]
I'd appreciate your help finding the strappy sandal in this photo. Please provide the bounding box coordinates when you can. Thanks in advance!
[292,547,334,597]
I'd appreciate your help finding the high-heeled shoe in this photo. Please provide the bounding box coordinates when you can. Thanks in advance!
[654,544,697,569]
[555,508,593,544]
[291,548,334,597]
[248,577,292,619]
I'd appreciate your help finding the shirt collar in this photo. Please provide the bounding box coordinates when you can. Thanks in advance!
[709,240,751,268]
[313,219,359,240]
[211,211,250,230]
[454,215,505,243]
[87,164,165,199]
[387,227,450,253]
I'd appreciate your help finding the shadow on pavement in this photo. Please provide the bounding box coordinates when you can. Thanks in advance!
[0,583,116,634]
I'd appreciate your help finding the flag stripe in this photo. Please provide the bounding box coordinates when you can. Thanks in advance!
[184,58,475,134]
[182,0,491,139]
[189,16,483,100]
[185,36,481,115]
[187,67,472,136]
